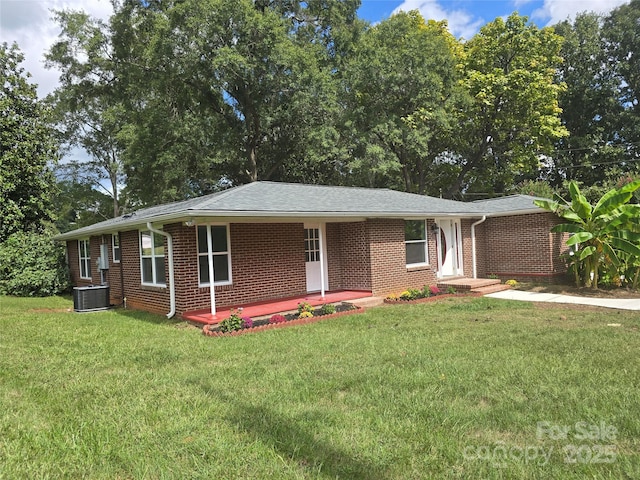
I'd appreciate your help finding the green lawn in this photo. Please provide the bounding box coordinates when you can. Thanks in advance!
[1,295,639,479]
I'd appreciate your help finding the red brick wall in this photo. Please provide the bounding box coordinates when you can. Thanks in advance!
[460,220,474,278]
[326,222,371,291]
[66,235,124,306]
[477,212,568,281]
[66,213,570,316]
[173,222,307,314]
[326,223,342,290]
[66,239,83,287]
[367,219,437,296]
[474,222,488,279]
[120,230,170,315]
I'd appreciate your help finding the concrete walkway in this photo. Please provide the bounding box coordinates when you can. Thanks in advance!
[485,289,640,311]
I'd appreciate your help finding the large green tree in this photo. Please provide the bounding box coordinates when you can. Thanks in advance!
[109,0,359,204]
[448,13,567,198]
[551,13,625,188]
[46,10,133,217]
[603,0,640,169]
[0,43,58,242]
[342,12,462,194]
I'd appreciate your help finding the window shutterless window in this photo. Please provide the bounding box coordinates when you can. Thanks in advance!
[197,225,231,285]
[79,239,91,279]
[405,220,428,266]
[112,234,121,263]
[140,231,166,286]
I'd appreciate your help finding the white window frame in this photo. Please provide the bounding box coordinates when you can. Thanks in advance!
[405,220,429,267]
[139,230,166,287]
[197,224,232,287]
[112,234,121,263]
[78,239,91,280]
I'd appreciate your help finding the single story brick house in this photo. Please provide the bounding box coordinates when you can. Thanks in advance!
[56,182,567,318]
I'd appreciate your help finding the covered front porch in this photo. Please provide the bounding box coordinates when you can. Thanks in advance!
[182,289,373,326]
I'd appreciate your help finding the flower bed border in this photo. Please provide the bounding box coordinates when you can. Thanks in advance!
[383,291,483,305]
[202,305,364,337]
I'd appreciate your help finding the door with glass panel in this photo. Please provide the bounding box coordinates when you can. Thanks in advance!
[436,219,463,278]
[304,224,327,292]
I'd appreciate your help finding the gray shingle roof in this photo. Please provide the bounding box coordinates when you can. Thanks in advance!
[472,194,544,215]
[55,182,544,240]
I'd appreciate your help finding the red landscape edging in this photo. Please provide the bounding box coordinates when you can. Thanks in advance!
[202,306,365,337]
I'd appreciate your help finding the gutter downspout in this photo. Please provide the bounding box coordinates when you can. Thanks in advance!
[471,216,487,279]
[118,232,125,307]
[146,222,176,318]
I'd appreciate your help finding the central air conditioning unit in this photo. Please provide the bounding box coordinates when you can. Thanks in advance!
[73,285,110,312]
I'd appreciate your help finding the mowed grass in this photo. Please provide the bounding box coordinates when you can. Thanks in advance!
[1,295,639,479]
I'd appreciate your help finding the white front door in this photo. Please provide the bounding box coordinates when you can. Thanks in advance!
[436,219,463,278]
[304,224,328,292]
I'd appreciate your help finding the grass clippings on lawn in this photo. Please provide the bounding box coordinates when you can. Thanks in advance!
[1,295,639,479]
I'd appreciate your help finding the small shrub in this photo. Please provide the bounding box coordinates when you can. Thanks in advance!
[299,311,314,319]
[242,317,253,329]
[219,310,244,332]
[421,285,432,298]
[488,274,499,280]
[429,285,441,295]
[297,302,314,315]
[400,288,422,300]
[505,279,519,287]
[270,314,286,324]
[446,286,457,295]
[319,303,336,315]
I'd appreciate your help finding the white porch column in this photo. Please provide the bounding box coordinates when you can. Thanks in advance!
[206,226,216,315]
[318,223,326,298]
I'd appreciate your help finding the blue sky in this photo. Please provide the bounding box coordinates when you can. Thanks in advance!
[357,0,627,39]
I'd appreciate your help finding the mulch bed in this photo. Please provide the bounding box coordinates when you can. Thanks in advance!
[383,292,483,305]
[202,303,362,337]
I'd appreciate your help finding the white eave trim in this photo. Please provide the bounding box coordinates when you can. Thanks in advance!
[54,207,546,241]
[483,208,546,218]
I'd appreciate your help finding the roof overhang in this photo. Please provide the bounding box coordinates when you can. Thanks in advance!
[482,208,547,218]
[54,209,489,240]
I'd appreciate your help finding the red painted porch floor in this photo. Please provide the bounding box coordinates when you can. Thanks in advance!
[182,290,373,326]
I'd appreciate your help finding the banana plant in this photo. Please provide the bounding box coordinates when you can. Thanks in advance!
[534,179,640,288]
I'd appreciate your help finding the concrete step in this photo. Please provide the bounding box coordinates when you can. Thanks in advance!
[471,284,513,295]
[437,278,501,291]
[346,296,385,308]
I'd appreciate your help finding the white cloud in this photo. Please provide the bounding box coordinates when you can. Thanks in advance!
[532,0,629,25]
[513,0,536,8]
[393,0,485,40]
[0,0,113,97]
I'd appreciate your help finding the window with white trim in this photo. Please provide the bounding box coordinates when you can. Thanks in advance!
[405,220,428,266]
[112,234,121,263]
[79,239,91,279]
[197,225,231,285]
[140,231,166,286]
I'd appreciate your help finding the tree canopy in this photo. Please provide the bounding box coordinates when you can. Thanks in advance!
[0,43,58,241]
[43,2,640,213]
[342,13,462,195]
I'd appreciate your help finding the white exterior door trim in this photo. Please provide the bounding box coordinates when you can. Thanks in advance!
[304,223,328,294]
[434,218,464,278]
